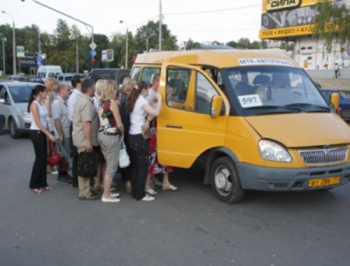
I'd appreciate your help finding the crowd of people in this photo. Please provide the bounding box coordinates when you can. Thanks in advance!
[27,74,178,203]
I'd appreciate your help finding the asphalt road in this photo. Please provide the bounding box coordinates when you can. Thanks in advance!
[1,134,350,266]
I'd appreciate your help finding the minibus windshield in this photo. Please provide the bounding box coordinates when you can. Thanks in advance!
[223,66,330,115]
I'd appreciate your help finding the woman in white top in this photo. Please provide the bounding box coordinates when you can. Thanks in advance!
[126,80,161,202]
[28,85,56,193]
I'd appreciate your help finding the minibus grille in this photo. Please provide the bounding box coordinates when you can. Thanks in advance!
[299,147,348,166]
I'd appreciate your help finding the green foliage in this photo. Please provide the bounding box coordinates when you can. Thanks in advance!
[185,38,201,50]
[134,21,178,52]
[1,17,284,74]
[313,0,350,52]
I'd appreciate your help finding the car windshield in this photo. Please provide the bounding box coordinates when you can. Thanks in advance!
[223,66,330,116]
[9,85,34,103]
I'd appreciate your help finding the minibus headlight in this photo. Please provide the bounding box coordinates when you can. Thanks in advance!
[259,140,291,162]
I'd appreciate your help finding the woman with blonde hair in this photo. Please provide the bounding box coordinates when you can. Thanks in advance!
[44,78,59,175]
[93,79,107,192]
[97,80,124,203]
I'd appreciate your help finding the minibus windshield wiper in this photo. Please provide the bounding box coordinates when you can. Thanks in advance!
[285,103,331,113]
[245,105,302,115]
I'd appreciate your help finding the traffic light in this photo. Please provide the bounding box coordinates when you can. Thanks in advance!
[92,57,96,64]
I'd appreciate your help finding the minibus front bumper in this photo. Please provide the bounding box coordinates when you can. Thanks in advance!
[237,162,350,191]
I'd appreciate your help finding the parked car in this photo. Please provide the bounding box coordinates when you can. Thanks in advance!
[24,76,45,84]
[56,73,79,89]
[0,82,39,138]
[8,75,26,82]
[89,68,130,86]
[320,89,350,122]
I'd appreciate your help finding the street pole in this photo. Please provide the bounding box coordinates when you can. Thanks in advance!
[159,0,162,51]
[1,36,6,75]
[30,0,94,70]
[126,28,128,69]
[119,20,128,69]
[76,38,79,73]
[38,29,41,55]
[1,11,16,75]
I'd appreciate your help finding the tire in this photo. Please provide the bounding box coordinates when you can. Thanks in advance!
[8,118,21,139]
[210,157,245,203]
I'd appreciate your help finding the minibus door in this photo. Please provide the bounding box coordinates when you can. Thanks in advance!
[157,63,229,168]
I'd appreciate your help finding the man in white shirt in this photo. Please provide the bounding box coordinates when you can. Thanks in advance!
[67,74,83,187]
[145,73,159,104]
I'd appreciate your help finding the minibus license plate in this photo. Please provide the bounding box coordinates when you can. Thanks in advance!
[308,177,341,188]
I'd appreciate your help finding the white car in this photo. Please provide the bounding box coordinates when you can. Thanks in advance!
[57,73,79,89]
[0,82,39,138]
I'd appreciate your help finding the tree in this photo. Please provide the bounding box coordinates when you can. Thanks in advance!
[109,33,124,68]
[226,41,238,48]
[185,38,201,50]
[134,21,178,52]
[0,24,14,74]
[313,0,350,52]
[237,38,251,49]
[250,41,261,49]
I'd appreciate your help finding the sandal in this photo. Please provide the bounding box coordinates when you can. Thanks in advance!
[44,186,53,191]
[33,188,43,194]
[162,184,178,191]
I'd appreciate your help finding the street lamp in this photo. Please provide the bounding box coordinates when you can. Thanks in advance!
[1,11,16,75]
[25,0,95,70]
[0,35,6,75]
[119,20,128,69]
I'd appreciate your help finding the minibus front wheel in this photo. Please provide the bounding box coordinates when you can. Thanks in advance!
[210,157,245,203]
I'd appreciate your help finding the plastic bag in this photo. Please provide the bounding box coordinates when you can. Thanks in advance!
[119,141,130,168]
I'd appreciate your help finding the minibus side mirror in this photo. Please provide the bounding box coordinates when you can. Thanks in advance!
[210,96,223,118]
[330,92,339,112]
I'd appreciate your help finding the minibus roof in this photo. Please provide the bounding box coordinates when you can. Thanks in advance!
[134,50,300,69]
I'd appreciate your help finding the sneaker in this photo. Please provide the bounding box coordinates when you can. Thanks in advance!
[111,193,120,198]
[101,196,120,203]
[141,194,155,202]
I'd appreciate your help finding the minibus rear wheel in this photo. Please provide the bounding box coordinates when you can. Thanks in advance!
[210,157,245,203]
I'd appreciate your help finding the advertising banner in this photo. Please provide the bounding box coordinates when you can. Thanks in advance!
[259,0,349,39]
[16,46,25,58]
[102,49,114,63]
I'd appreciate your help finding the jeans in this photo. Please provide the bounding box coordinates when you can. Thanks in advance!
[128,134,150,200]
[29,130,48,189]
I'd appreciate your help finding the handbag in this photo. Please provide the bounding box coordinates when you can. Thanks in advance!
[119,141,130,168]
[47,142,62,167]
[77,151,97,177]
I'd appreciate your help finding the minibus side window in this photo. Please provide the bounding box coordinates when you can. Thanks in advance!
[195,72,219,114]
[141,67,160,84]
[166,68,190,109]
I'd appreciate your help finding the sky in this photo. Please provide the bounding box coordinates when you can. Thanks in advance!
[0,0,263,45]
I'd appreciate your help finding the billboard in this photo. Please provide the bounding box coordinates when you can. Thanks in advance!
[259,0,350,39]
